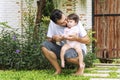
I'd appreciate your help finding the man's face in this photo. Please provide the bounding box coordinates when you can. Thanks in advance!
[56,14,67,27]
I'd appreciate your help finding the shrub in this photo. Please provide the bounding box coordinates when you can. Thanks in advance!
[0,0,52,70]
[84,51,96,68]
[83,29,96,68]
[0,21,52,70]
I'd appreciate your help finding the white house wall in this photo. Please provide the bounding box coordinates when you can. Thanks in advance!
[86,0,92,29]
[0,0,92,31]
[0,0,37,33]
[0,0,21,30]
[76,0,92,29]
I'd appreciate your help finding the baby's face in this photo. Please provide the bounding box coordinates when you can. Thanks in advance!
[67,19,77,28]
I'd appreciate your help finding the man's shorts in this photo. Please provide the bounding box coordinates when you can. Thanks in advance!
[41,40,85,59]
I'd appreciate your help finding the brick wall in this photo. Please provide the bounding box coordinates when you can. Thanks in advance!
[56,0,92,30]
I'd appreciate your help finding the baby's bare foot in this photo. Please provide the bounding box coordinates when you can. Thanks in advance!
[61,64,65,68]
[73,63,85,76]
[61,60,65,68]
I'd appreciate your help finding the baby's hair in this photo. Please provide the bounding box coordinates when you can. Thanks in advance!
[67,13,79,23]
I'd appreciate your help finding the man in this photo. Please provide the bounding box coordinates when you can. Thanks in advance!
[41,9,90,75]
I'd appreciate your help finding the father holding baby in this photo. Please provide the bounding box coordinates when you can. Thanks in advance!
[41,9,90,75]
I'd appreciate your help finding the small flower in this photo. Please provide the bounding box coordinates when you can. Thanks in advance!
[33,44,37,48]
[12,35,16,40]
[16,49,20,54]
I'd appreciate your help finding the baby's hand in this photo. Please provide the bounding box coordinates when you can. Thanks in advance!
[60,34,67,40]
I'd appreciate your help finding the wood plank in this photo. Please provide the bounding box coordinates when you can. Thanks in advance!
[93,0,120,59]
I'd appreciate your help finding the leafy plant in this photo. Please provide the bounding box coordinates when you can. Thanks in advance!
[0,22,11,28]
[84,29,97,68]
[0,0,52,70]
[84,51,96,68]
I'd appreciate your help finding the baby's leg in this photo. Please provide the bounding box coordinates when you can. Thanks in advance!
[74,44,85,74]
[60,44,71,68]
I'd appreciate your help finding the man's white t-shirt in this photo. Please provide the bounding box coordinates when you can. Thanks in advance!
[47,20,87,54]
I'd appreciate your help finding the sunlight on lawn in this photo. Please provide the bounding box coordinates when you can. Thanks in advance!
[0,69,90,80]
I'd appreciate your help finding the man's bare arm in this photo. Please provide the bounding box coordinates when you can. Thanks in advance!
[76,35,90,44]
[66,35,90,44]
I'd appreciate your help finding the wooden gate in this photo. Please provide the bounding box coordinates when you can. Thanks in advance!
[93,0,120,59]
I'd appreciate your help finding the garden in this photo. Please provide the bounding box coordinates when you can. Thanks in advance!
[1,0,120,80]
[0,0,95,70]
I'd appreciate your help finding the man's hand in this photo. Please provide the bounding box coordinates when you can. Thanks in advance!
[52,35,63,42]
[66,34,78,41]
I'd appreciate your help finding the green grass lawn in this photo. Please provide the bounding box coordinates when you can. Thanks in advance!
[0,69,90,80]
[0,62,119,80]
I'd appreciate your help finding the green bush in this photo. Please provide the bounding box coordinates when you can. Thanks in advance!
[83,29,96,68]
[0,29,21,69]
[0,22,53,70]
[0,0,52,70]
[0,0,96,70]
[84,51,96,68]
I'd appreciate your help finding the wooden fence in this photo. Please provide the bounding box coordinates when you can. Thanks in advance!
[93,0,120,59]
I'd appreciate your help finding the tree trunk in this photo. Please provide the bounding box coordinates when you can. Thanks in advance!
[34,0,46,40]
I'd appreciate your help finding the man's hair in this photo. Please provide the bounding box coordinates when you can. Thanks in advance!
[67,13,79,23]
[50,9,63,23]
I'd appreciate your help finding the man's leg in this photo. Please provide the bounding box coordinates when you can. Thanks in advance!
[65,49,85,75]
[66,57,84,75]
[41,41,61,75]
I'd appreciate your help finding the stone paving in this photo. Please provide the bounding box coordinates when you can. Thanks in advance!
[90,78,120,80]
[84,63,120,80]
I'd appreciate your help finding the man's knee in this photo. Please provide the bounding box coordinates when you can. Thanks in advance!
[41,40,56,52]
[41,45,57,59]
[41,41,50,48]
[41,41,61,59]
[41,46,47,52]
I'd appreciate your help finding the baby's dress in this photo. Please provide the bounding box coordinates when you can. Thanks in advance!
[64,26,80,48]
